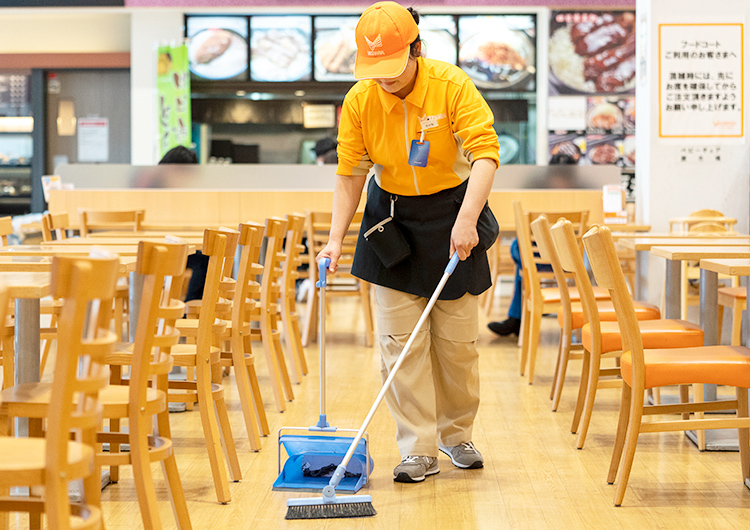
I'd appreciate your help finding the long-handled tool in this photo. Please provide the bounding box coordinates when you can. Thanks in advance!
[273,258,373,492]
[286,253,460,520]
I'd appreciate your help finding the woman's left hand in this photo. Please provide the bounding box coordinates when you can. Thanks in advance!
[450,218,479,261]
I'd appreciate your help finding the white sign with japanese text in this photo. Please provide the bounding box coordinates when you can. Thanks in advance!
[77,118,109,162]
[658,23,744,140]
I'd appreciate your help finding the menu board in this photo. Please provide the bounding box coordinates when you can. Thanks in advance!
[420,15,457,65]
[314,16,359,82]
[0,74,31,117]
[549,10,636,95]
[187,16,249,81]
[250,16,312,82]
[458,15,536,91]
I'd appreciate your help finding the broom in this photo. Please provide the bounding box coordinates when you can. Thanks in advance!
[286,253,460,519]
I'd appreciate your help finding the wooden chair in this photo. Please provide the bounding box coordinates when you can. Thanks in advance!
[529,215,660,411]
[166,229,241,504]
[0,254,119,530]
[718,286,746,346]
[513,201,609,385]
[0,217,12,245]
[583,224,750,506]
[41,212,71,242]
[279,213,309,382]
[547,218,703,449]
[479,234,515,317]
[216,222,269,451]
[78,209,144,236]
[302,211,373,347]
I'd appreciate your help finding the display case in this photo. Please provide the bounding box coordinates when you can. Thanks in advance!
[0,73,33,215]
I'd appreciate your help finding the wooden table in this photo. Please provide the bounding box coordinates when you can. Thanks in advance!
[45,236,204,246]
[86,230,206,239]
[618,236,750,301]
[0,245,143,257]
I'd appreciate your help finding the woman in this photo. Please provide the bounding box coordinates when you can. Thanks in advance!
[317,1,499,484]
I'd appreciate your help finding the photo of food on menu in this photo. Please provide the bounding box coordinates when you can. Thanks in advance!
[549,10,636,95]
[314,16,359,82]
[250,16,312,82]
[186,16,249,81]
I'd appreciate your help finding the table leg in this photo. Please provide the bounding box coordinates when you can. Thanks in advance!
[664,258,681,319]
[635,249,648,301]
[15,298,40,438]
[699,268,718,402]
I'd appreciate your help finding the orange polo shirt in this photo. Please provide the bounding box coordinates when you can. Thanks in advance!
[337,57,500,196]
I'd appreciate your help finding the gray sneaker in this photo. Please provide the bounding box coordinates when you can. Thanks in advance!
[439,441,484,469]
[393,456,439,483]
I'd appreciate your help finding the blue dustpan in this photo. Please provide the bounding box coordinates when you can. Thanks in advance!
[273,259,374,493]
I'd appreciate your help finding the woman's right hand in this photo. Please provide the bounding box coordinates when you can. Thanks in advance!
[316,241,342,274]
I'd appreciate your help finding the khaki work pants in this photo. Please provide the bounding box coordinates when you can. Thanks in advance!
[375,285,480,457]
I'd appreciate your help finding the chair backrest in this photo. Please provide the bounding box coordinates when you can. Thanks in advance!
[688,221,733,234]
[0,216,12,246]
[513,201,589,302]
[305,210,363,283]
[79,209,144,236]
[689,209,725,218]
[47,254,118,491]
[282,213,306,305]
[41,212,71,242]
[261,217,288,313]
[196,229,229,361]
[529,215,573,325]
[233,222,265,333]
[129,240,188,404]
[582,225,644,379]
[550,218,602,333]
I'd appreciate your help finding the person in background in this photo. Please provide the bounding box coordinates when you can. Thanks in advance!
[487,152,578,337]
[316,2,499,484]
[314,137,338,165]
[158,145,206,302]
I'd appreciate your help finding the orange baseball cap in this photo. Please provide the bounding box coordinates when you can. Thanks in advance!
[354,1,419,80]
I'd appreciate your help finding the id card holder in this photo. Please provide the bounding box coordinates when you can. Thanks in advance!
[409,131,429,168]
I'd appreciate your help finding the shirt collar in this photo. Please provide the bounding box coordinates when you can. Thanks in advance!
[376,57,428,113]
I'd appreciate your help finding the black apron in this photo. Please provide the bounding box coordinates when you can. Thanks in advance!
[352,177,497,300]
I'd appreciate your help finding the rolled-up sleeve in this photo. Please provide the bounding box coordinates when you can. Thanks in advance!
[337,96,374,177]
[452,80,500,167]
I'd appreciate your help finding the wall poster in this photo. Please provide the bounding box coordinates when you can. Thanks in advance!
[658,23,744,139]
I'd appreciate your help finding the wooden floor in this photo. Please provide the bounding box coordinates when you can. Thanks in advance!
[26,288,750,528]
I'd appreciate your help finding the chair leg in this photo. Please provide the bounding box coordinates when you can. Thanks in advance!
[613,384,645,506]
[607,383,632,484]
[196,363,232,503]
[272,329,294,401]
[736,387,750,484]
[693,383,706,450]
[360,281,374,347]
[258,327,286,412]
[214,390,242,482]
[2,335,14,390]
[550,331,564,401]
[245,334,269,436]
[129,416,162,530]
[525,303,543,384]
[576,344,603,449]
[551,327,572,411]
[301,284,318,347]
[230,336,262,451]
[571,348,591,434]
[731,299,743,346]
[278,310,301,385]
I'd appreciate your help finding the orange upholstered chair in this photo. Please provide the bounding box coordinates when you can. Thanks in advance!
[583,224,750,506]
[549,218,704,449]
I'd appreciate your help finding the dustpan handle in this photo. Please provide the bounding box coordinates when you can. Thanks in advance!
[316,258,330,428]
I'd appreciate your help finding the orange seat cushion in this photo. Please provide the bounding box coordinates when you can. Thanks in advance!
[621,345,750,389]
[541,286,610,304]
[582,319,704,354]
[559,300,661,329]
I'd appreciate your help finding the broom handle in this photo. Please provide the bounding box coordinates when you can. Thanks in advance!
[328,253,460,489]
[318,258,330,422]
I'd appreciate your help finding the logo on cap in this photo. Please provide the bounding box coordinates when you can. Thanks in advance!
[364,34,383,51]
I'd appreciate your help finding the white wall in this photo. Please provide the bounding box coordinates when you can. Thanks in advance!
[636,0,750,305]
[0,11,130,53]
[130,10,184,165]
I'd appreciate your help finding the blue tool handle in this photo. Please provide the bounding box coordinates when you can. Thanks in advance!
[316,258,330,288]
[445,252,459,274]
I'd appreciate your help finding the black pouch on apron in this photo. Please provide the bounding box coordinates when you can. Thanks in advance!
[363,195,411,269]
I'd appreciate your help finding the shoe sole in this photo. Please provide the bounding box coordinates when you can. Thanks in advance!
[439,447,484,469]
[393,468,440,483]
